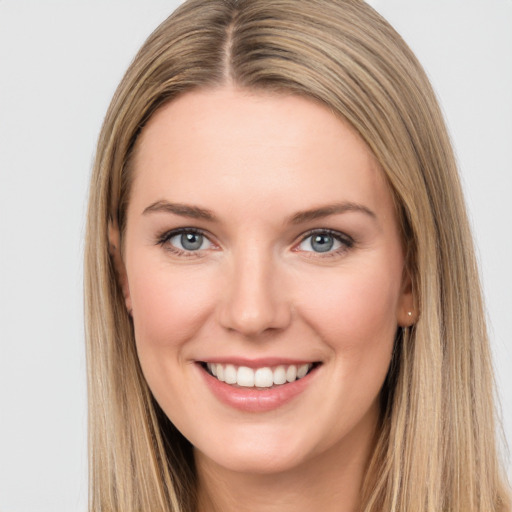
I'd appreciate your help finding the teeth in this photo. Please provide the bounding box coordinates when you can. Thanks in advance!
[205,362,314,388]
[273,365,287,385]
[254,367,273,387]
[286,365,297,382]
[237,366,255,387]
[224,364,237,384]
[297,364,309,379]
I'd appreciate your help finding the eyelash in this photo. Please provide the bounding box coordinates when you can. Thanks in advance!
[156,228,354,258]
[156,228,213,258]
[296,228,354,258]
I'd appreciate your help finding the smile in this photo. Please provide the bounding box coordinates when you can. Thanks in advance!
[198,360,321,412]
[204,362,315,388]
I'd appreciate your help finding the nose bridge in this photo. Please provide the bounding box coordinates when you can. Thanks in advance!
[219,242,291,336]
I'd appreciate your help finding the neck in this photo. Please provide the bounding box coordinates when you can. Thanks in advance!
[195,415,378,512]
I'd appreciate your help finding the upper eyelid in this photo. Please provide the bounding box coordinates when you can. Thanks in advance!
[297,228,353,243]
[157,228,216,257]
[159,226,212,241]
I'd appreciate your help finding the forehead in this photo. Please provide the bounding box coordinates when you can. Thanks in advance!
[129,87,394,223]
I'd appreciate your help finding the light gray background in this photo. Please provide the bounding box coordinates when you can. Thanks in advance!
[0,1,510,511]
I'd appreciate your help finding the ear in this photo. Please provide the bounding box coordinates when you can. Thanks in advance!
[396,266,416,327]
[108,221,132,314]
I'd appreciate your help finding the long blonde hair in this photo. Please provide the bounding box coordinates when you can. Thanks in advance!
[84,0,511,510]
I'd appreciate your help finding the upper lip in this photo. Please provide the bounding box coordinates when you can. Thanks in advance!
[197,357,319,368]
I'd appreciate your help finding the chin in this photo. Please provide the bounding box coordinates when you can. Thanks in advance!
[196,436,310,476]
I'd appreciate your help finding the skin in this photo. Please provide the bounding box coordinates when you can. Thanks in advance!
[112,86,414,512]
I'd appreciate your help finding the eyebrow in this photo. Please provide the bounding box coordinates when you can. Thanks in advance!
[142,200,216,221]
[142,200,376,224]
[288,202,376,224]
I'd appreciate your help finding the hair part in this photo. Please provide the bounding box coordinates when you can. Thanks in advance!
[85,1,511,510]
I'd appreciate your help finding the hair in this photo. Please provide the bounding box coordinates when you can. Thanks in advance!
[84,0,511,510]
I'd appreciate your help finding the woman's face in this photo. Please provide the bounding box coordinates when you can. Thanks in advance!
[118,87,413,475]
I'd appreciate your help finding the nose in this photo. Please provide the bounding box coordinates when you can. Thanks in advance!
[218,248,292,337]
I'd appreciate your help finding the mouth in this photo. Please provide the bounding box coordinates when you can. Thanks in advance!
[200,361,321,389]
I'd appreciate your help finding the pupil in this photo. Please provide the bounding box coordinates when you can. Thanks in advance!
[312,234,333,252]
[181,232,203,250]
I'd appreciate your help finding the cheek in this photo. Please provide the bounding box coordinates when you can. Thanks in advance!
[126,259,221,415]
[293,263,401,423]
[295,263,401,352]
[127,257,218,352]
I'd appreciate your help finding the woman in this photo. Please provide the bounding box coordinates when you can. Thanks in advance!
[84,0,511,510]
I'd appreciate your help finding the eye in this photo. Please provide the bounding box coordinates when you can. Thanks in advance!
[158,229,214,255]
[297,230,353,254]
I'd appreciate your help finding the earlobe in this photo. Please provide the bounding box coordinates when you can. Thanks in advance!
[108,221,132,314]
[397,267,416,327]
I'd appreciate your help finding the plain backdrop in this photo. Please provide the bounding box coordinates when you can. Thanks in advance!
[0,1,511,511]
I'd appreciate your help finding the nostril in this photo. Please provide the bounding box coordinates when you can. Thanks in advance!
[218,297,293,337]
[217,264,292,336]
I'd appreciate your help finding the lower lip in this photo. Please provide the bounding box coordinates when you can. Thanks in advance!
[198,364,319,413]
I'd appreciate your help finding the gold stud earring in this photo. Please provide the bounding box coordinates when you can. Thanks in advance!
[407,311,412,317]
